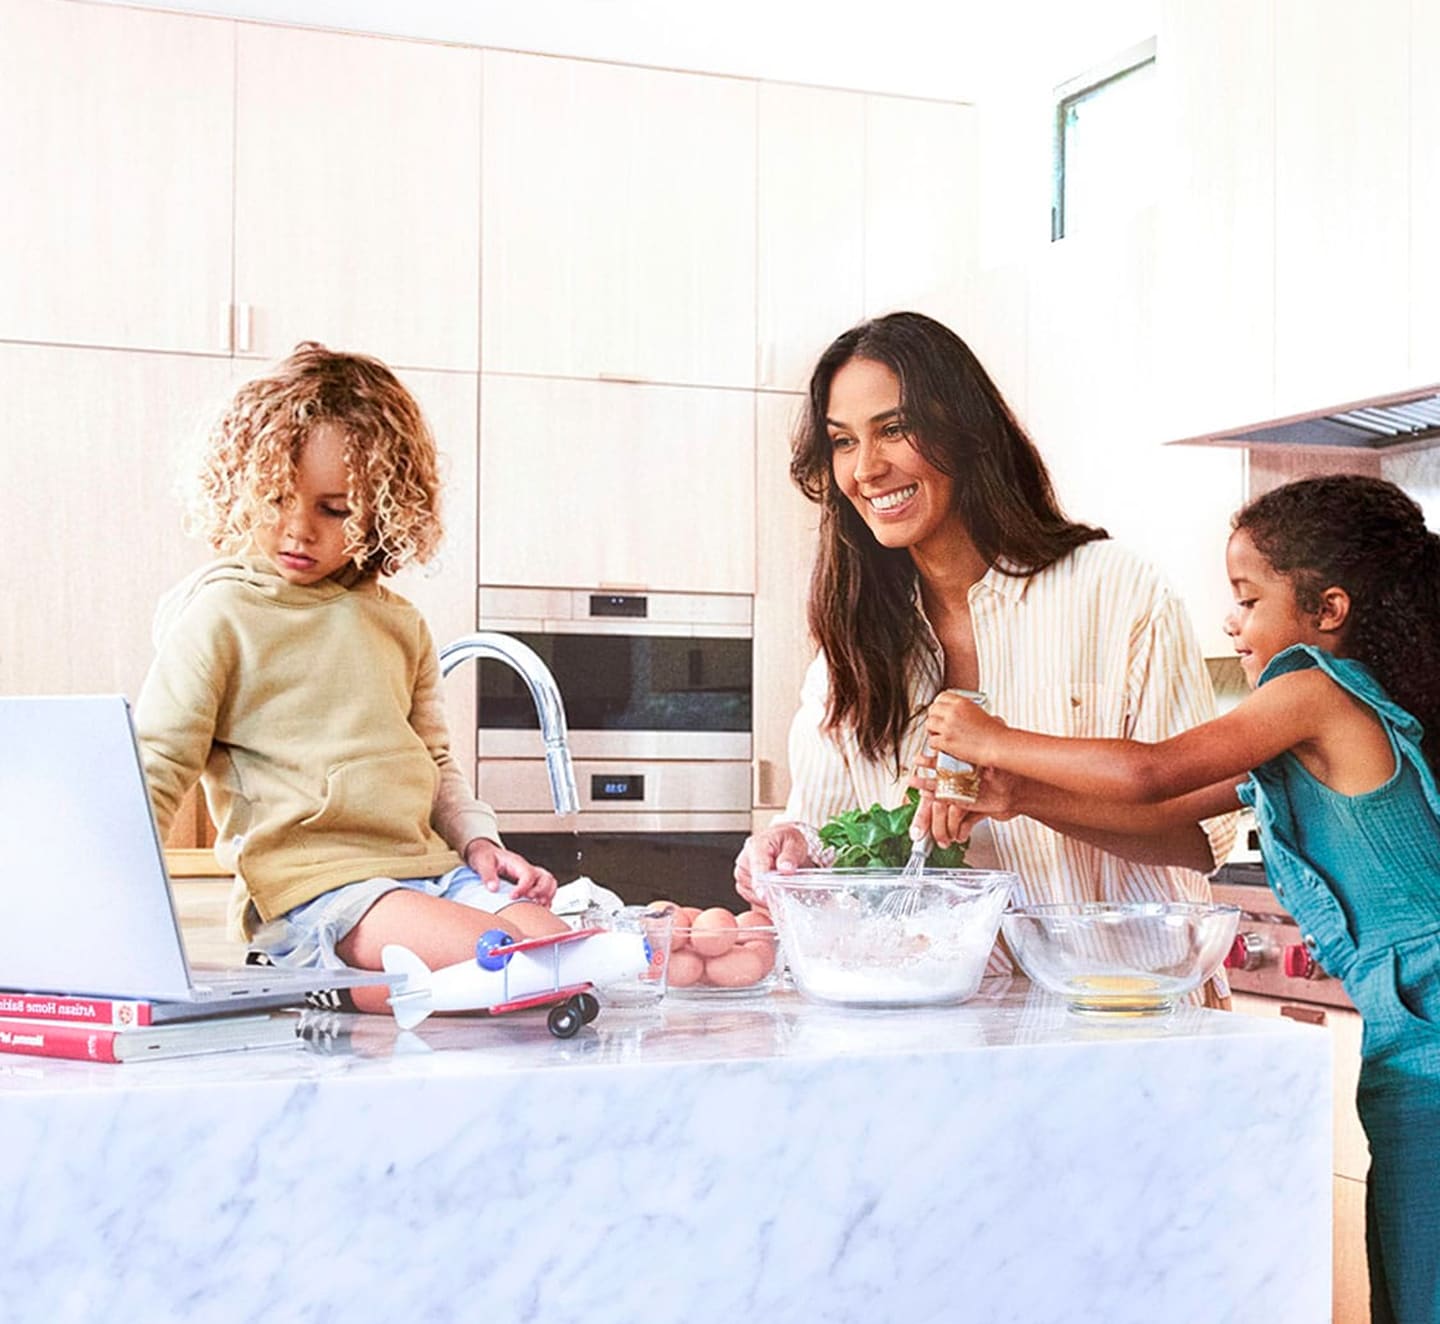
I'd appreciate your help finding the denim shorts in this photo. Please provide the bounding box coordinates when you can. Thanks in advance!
[248,865,518,971]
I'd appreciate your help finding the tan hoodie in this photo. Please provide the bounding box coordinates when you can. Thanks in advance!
[136,556,500,934]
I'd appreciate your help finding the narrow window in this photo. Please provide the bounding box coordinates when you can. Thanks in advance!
[1052,39,1157,241]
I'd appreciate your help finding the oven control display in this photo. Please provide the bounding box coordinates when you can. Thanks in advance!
[592,774,645,801]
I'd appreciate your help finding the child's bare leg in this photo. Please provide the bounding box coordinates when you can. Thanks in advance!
[336,890,567,1014]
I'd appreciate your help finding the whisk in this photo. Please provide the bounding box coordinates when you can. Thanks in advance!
[880,831,932,919]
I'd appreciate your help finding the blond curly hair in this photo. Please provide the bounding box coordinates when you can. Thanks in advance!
[189,342,444,577]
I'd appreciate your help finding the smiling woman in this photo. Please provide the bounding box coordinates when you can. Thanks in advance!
[734,311,1237,1003]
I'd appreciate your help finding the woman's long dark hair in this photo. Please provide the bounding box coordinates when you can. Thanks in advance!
[1234,474,1440,773]
[793,311,1107,765]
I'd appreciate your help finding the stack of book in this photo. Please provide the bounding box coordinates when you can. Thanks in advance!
[0,992,302,1063]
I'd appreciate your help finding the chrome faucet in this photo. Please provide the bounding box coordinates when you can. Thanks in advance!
[439,632,580,816]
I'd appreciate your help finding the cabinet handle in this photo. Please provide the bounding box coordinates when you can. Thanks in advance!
[234,302,254,353]
[1280,1004,1327,1027]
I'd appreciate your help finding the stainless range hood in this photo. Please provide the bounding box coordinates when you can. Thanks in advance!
[1172,383,1440,453]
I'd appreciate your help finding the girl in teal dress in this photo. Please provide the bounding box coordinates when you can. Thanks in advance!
[921,475,1440,1323]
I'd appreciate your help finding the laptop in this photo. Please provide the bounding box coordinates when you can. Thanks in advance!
[0,694,398,1020]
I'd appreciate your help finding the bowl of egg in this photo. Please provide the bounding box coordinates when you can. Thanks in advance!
[651,903,783,998]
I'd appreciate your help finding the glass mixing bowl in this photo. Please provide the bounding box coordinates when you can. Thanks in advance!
[1001,901,1241,1016]
[757,868,1016,1008]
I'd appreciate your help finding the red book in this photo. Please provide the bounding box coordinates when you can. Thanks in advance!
[0,1015,301,1063]
[0,992,157,1027]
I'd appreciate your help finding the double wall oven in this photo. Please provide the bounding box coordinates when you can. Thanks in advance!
[471,587,753,909]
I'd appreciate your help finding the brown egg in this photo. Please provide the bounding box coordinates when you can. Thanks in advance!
[703,946,768,987]
[667,950,705,987]
[678,906,703,925]
[735,910,771,939]
[689,907,740,958]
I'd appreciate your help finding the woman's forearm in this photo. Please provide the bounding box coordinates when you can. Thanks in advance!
[1009,777,1243,871]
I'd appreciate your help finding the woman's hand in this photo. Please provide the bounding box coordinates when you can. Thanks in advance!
[463,838,559,907]
[924,690,1004,764]
[734,824,814,909]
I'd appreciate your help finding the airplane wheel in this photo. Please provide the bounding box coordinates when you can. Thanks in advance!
[576,992,601,1024]
[548,1001,582,1039]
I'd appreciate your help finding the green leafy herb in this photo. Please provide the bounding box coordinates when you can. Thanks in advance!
[817,788,968,869]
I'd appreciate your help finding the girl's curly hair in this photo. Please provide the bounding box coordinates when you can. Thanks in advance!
[189,342,443,577]
[1234,474,1440,771]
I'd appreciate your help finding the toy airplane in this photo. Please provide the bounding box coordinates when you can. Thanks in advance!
[381,926,651,1037]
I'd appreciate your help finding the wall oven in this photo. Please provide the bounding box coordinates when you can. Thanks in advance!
[470,587,754,910]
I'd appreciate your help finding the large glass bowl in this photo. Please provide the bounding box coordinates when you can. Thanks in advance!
[1002,901,1241,1016]
[757,868,1016,1008]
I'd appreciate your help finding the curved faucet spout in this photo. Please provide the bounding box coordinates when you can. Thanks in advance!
[439,632,580,816]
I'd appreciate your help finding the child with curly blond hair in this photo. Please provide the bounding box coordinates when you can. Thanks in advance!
[136,343,566,1013]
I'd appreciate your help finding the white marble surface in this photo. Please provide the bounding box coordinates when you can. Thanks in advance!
[0,979,1331,1324]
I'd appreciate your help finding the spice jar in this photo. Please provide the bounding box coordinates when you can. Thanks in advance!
[934,688,988,803]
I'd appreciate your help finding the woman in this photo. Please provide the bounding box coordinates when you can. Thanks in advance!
[735,312,1235,1002]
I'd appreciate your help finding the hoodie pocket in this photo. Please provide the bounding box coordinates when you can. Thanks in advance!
[300,750,440,851]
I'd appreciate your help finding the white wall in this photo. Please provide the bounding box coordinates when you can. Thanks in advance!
[85,0,1156,102]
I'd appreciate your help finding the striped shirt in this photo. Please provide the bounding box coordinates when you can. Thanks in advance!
[780,539,1237,994]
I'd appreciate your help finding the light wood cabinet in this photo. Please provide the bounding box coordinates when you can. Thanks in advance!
[0,343,237,700]
[1153,0,1276,441]
[862,96,979,329]
[756,83,866,392]
[1412,0,1440,382]
[1272,0,1411,416]
[481,51,756,389]
[477,374,755,593]
[0,0,234,354]
[387,369,481,775]
[233,24,482,372]
[752,392,818,808]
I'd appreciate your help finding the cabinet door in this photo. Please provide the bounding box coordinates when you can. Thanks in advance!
[862,96,978,328]
[478,375,754,593]
[1412,0,1440,383]
[482,52,756,388]
[0,0,233,354]
[753,392,819,808]
[1273,0,1411,414]
[1153,0,1276,440]
[387,370,480,775]
[0,344,236,698]
[233,24,482,372]
[756,83,866,392]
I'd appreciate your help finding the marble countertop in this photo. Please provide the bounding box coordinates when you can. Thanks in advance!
[1,979,1333,1324]
[0,975,1302,1089]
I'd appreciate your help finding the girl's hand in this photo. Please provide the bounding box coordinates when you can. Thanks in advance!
[464,839,559,907]
[925,690,1004,764]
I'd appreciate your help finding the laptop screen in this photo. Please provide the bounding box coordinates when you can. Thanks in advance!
[0,695,196,999]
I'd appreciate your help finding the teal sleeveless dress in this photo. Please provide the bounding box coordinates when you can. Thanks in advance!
[1237,643,1440,1324]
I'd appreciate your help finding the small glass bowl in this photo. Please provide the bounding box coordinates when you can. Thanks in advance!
[665,919,783,1000]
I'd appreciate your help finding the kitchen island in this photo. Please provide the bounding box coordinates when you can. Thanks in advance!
[0,979,1330,1324]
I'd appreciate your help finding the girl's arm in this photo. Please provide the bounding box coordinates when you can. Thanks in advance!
[916,762,1243,869]
[926,670,1333,805]
[987,771,1245,867]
